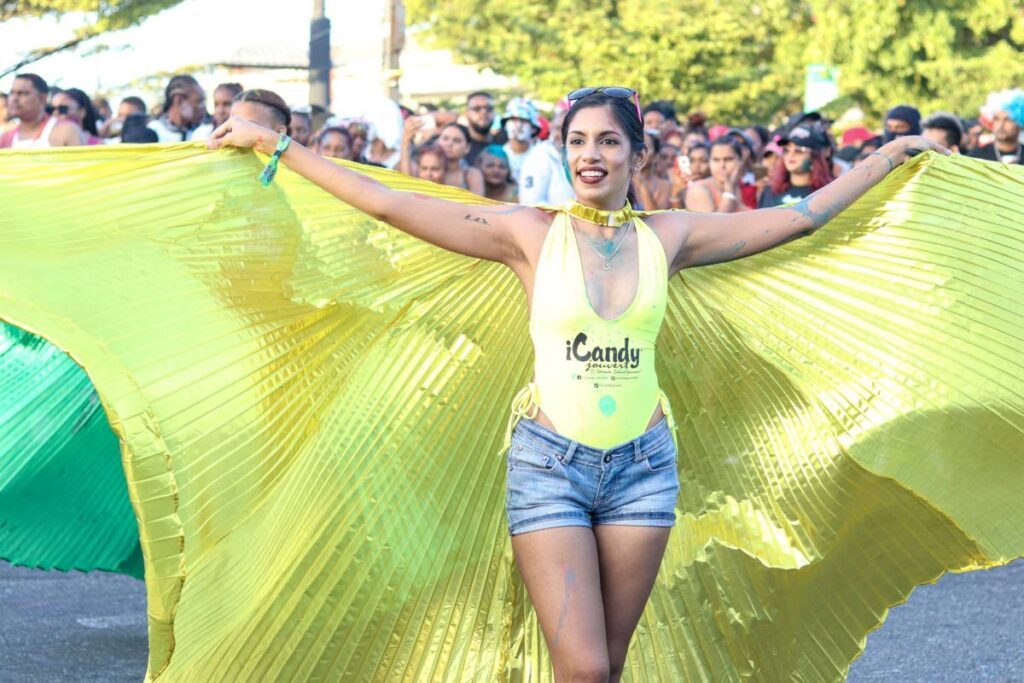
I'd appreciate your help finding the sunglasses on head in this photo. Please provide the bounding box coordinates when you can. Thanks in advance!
[567,86,642,124]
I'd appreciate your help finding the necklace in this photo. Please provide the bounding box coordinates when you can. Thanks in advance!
[572,216,631,271]
[562,199,635,227]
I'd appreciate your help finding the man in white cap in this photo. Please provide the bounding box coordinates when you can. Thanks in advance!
[501,98,540,182]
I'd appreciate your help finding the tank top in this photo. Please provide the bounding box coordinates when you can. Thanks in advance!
[5,115,58,149]
[506,209,674,450]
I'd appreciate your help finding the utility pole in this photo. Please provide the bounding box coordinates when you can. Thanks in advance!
[309,0,332,130]
[383,0,405,100]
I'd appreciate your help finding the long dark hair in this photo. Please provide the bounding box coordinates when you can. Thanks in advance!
[61,87,99,136]
[769,147,833,195]
[561,92,646,208]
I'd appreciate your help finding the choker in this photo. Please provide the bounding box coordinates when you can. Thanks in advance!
[561,199,636,227]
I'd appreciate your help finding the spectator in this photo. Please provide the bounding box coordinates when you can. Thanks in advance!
[289,109,313,147]
[656,142,680,179]
[761,140,783,178]
[744,124,770,160]
[758,124,835,208]
[642,100,677,136]
[52,87,102,144]
[970,90,1024,165]
[0,92,11,131]
[0,73,83,148]
[92,96,112,124]
[668,141,711,209]
[921,113,963,154]
[149,74,207,142]
[883,105,922,143]
[99,96,147,139]
[685,136,749,212]
[518,101,574,206]
[662,125,686,151]
[854,135,885,166]
[725,127,759,207]
[476,144,518,202]
[341,120,370,163]
[315,126,352,160]
[464,91,505,165]
[412,143,447,185]
[632,131,671,209]
[230,89,290,134]
[212,83,243,128]
[436,122,484,194]
[501,98,541,182]
[962,118,983,154]
[121,113,158,143]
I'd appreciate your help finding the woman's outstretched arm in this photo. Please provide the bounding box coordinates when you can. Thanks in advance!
[654,136,950,274]
[207,116,544,265]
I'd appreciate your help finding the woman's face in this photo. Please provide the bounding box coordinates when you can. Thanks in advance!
[656,144,679,176]
[319,131,350,160]
[478,152,510,186]
[348,125,368,158]
[782,142,812,174]
[52,92,82,125]
[643,109,666,131]
[709,144,740,183]
[438,125,469,161]
[417,151,446,184]
[565,104,643,208]
[688,147,710,179]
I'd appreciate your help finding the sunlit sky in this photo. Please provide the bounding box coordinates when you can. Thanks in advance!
[0,0,384,93]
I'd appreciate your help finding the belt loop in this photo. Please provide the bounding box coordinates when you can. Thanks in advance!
[633,439,645,462]
[563,441,577,465]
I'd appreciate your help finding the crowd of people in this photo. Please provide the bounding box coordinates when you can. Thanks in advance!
[2,71,1023,211]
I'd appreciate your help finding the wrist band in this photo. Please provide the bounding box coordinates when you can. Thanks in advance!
[258,134,292,187]
[721,191,737,201]
[869,151,895,173]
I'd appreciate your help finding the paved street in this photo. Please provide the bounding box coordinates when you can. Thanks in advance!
[1,559,1021,681]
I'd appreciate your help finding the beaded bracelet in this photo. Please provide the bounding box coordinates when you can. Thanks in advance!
[258,134,292,187]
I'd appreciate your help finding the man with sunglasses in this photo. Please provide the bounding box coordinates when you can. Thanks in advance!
[464,91,507,165]
[0,73,84,149]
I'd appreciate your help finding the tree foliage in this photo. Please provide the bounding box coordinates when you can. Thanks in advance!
[807,0,1024,119]
[2,1,186,77]
[405,0,812,123]
[407,0,1024,124]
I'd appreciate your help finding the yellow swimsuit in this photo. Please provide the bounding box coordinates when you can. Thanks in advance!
[506,207,676,450]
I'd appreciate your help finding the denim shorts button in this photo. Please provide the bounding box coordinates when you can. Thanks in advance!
[517,445,523,450]
[603,454,611,463]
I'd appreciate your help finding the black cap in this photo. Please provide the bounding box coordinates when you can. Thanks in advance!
[778,124,829,151]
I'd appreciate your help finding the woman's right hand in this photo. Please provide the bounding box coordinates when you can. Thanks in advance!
[207,116,280,154]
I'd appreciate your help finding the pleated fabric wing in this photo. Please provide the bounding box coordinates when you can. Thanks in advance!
[0,143,1021,682]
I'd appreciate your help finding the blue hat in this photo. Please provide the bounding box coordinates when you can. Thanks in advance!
[501,98,541,130]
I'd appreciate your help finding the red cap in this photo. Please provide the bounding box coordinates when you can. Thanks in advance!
[841,126,876,146]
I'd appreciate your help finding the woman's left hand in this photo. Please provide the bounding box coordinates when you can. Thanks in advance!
[884,136,952,166]
[207,116,280,155]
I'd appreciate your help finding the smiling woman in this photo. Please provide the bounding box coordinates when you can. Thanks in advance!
[4,83,1021,683]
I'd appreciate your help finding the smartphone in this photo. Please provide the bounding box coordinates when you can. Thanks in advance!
[676,155,690,174]
[418,114,437,129]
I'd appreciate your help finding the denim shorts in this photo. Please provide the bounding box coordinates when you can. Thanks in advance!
[505,416,680,536]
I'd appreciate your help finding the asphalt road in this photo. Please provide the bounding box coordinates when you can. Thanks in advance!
[1,559,1021,682]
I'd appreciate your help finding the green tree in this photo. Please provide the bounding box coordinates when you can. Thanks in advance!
[408,0,1024,125]
[2,1,186,77]
[807,1,1024,120]
[405,0,813,123]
